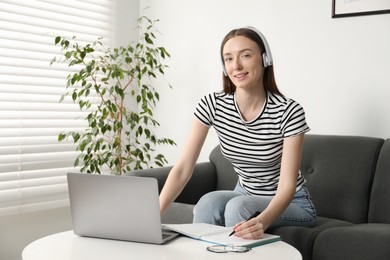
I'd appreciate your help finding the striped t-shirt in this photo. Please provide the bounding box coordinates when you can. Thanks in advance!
[194,91,310,196]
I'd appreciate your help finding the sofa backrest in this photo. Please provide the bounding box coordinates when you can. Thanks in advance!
[368,138,390,223]
[209,145,238,190]
[301,134,384,224]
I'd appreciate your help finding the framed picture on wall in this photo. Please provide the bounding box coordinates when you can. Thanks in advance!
[332,0,390,18]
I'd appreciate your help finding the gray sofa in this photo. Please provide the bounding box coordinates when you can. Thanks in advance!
[128,134,390,260]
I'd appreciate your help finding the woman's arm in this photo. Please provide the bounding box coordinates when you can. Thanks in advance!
[159,118,209,216]
[234,133,305,239]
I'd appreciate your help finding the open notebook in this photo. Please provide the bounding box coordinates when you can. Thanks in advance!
[163,223,281,248]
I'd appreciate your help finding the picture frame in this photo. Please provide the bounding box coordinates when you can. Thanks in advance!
[332,0,390,18]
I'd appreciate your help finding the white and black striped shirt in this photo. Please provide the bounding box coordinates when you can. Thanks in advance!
[194,91,310,196]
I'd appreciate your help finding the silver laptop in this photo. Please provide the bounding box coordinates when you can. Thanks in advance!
[67,172,179,244]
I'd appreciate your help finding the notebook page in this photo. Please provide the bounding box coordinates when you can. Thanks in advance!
[201,232,280,247]
[163,223,230,239]
[163,223,280,247]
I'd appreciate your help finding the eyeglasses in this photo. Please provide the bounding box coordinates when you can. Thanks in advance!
[206,244,251,253]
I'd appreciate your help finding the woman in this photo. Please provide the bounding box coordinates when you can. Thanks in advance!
[159,27,316,240]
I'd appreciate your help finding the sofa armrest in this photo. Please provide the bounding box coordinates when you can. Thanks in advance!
[126,166,172,192]
[126,161,217,204]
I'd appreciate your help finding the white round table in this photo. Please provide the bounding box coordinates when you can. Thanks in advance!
[22,230,302,260]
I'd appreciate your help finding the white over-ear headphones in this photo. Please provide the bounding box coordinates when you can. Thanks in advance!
[221,26,273,76]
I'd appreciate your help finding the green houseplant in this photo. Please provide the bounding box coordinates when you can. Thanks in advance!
[51,16,175,175]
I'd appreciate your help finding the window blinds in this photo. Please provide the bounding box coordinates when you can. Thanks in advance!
[0,0,114,216]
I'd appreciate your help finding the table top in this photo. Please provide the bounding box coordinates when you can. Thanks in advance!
[22,230,302,260]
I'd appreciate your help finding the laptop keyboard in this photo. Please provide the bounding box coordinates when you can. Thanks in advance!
[162,233,171,239]
[161,229,180,242]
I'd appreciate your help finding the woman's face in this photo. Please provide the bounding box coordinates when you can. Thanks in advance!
[222,35,264,91]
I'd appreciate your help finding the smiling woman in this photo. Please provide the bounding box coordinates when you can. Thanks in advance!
[220,27,281,97]
[158,26,315,241]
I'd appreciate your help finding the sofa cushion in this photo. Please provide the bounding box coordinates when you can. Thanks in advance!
[300,135,383,224]
[313,224,390,260]
[161,202,194,224]
[269,216,354,260]
[209,145,238,190]
[369,138,390,223]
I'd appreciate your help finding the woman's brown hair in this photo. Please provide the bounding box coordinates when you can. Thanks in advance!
[220,28,283,96]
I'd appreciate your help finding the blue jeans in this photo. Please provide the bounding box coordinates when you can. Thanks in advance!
[193,183,317,229]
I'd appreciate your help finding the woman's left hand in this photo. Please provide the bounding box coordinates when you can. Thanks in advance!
[232,217,265,239]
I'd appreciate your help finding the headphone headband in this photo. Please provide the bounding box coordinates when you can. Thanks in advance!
[221,27,273,76]
[246,26,273,67]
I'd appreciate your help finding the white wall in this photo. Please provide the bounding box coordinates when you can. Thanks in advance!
[0,207,73,260]
[139,0,390,164]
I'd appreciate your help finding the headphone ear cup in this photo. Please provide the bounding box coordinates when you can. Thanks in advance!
[262,53,269,68]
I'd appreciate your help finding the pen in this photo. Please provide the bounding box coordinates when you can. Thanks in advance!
[228,211,261,236]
